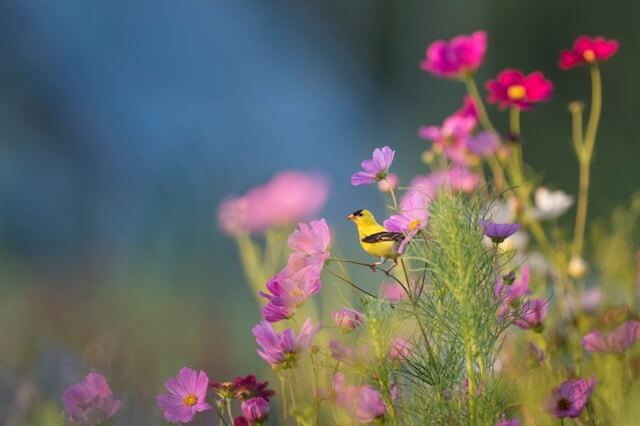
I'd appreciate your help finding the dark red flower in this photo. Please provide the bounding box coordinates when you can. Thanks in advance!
[210,375,275,401]
[559,36,619,70]
[486,69,553,110]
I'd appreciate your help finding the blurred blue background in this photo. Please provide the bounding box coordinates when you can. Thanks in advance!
[0,0,637,422]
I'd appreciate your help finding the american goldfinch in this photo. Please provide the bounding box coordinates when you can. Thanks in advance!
[347,209,403,268]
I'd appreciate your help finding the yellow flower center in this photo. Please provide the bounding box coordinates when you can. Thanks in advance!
[408,219,421,232]
[289,288,305,300]
[183,394,197,407]
[507,85,526,101]
[583,49,596,63]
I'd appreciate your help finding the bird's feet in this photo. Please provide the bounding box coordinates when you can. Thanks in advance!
[369,263,378,272]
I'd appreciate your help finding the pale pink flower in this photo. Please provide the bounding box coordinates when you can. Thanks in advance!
[583,320,640,354]
[63,373,121,426]
[156,368,212,423]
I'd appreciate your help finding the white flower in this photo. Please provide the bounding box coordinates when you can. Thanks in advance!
[531,187,574,220]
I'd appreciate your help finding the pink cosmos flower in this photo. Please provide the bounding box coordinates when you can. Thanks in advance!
[217,171,328,235]
[546,377,596,418]
[332,373,388,424]
[241,397,270,425]
[260,266,321,322]
[62,373,121,426]
[333,308,364,331]
[389,337,412,361]
[514,299,548,330]
[486,69,553,111]
[156,368,212,423]
[419,115,476,163]
[351,146,396,186]
[583,320,640,354]
[495,265,531,319]
[287,219,331,261]
[420,31,487,78]
[252,318,320,369]
[495,265,531,302]
[261,219,330,322]
[559,36,619,70]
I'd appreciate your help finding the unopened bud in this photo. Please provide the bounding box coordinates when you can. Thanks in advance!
[568,256,587,279]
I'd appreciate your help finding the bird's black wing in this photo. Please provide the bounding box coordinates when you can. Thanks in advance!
[361,231,404,243]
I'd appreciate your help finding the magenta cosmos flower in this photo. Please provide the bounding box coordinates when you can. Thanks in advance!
[420,31,487,78]
[351,146,396,186]
[252,318,320,369]
[559,36,619,70]
[583,320,640,354]
[62,372,121,425]
[241,397,270,425]
[486,69,553,111]
[156,368,212,423]
[514,299,548,330]
[333,308,363,332]
[261,219,331,322]
[217,170,328,235]
[480,219,520,243]
[546,377,596,419]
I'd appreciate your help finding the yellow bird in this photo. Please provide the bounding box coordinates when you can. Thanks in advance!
[347,209,403,269]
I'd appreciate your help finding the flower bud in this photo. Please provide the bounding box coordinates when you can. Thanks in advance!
[377,173,399,192]
[333,308,363,332]
[568,256,587,279]
[241,397,270,424]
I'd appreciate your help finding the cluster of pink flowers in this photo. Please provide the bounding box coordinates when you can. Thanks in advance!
[62,373,121,425]
[260,219,331,322]
[217,170,328,235]
[332,373,389,423]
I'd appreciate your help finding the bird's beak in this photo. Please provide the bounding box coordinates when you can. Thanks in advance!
[347,214,355,222]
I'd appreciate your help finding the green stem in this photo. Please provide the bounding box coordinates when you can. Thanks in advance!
[225,400,234,425]
[279,374,288,421]
[325,268,378,299]
[387,180,399,210]
[572,65,602,257]
[463,76,496,133]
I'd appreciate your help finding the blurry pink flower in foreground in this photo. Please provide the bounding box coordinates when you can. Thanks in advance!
[217,170,328,235]
[379,282,408,302]
[420,31,487,78]
[486,69,553,111]
[454,96,478,120]
[63,372,121,426]
[333,373,388,424]
[583,320,640,354]
[559,35,619,70]
[261,219,330,322]
[546,376,595,419]
[419,115,476,163]
[156,368,212,423]
[253,318,319,369]
[351,146,396,186]
[389,337,412,361]
[466,131,500,157]
[495,265,531,319]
